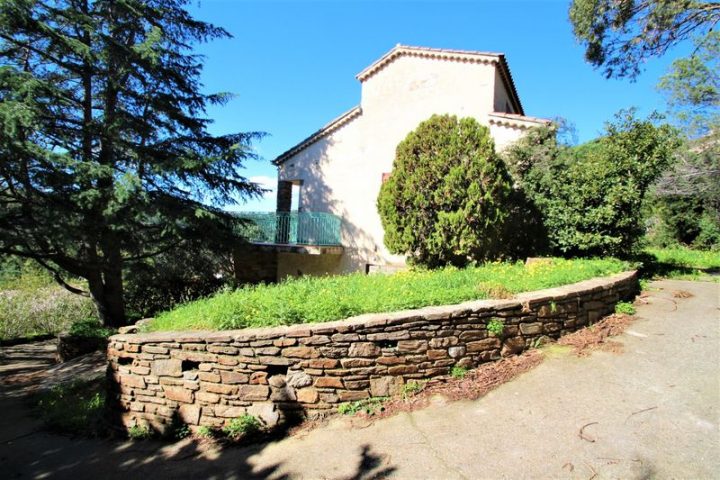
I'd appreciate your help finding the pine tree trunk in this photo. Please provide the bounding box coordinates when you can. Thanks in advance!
[88,268,126,329]
[87,237,127,329]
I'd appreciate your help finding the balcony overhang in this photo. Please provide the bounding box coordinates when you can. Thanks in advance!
[249,243,344,255]
[236,211,343,250]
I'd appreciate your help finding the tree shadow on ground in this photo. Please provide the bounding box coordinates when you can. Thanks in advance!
[632,252,720,279]
[1,342,396,480]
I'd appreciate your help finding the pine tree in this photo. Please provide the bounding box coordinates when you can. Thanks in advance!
[0,0,262,327]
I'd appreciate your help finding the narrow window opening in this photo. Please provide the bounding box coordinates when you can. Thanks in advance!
[181,360,200,372]
[375,340,398,349]
[118,357,132,366]
[265,364,289,377]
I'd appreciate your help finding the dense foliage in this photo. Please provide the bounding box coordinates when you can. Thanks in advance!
[504,111,681,257]
[0,259,96,340]
[569,0,720,79]
[657,31,719,137]
[123,240,236,320]
[149,258,631,331]
[0,0,261,327]
[377,115,514,267]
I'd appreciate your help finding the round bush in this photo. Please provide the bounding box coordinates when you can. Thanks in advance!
[377,114,513,267]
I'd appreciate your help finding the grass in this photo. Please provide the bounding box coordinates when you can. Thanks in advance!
[615,301,636,315]
[0,264,97,341]
[450,366,469,379]
[150,258,631,332]
[337,397,388,416]
[34,379,106,436]
[128,424,153,440]
[642,246,720,282]
[222,415,261,439]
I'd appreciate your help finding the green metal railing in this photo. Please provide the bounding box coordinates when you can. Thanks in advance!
[237,212,342,246]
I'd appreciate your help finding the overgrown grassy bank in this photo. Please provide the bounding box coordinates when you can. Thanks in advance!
[149,258,631,332]
[643,246,720,281]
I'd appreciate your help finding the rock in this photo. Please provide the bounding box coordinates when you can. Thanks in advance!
[427,349,448,360]
[466,338,501,352]
[214,405,246,418]
[429,336,458,348]
[56,333,107,362]
[282,346,320,359]
[458,331,486,342]
[238,385,270,401]
[163,386,193,403]
[314,377,344,388]
[370,376,404,397]
[268,375,286,388]
[308,358,339,369]
[388,365,418,375]
[297,387,320,404]
[250,372,268,384]
[397,340,428,353]
[501,337,526,356]
[196,391,220,404]
[178,404,201,425]
[348,342,381,357]
[247,403,280,427]
[338,390,369,401]
[270,385,296,401]
[286,371,313,388]
[448,346,466,358]
[341,358,374,368]
[219,371,249,384]
[519,323,543,335]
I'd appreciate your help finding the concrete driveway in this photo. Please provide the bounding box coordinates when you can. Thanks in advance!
[1,279,718,479]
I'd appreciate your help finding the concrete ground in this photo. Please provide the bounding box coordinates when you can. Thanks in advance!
[0,279,718,479]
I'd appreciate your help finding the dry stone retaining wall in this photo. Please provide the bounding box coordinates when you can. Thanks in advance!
[107,271,637,432]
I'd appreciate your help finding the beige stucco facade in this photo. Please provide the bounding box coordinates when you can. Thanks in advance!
[275,45,549,279]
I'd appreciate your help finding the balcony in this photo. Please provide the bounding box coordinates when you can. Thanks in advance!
[236,212,343,254]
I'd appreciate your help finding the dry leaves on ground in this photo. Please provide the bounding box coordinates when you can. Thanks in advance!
[557,314,633,356]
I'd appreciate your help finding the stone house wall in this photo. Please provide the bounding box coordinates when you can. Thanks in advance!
[107,271,637,432]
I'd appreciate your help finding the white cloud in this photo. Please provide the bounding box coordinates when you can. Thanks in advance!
[227,175,277,213]
[249,175,277,194]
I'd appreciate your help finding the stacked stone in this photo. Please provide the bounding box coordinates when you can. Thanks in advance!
[107,271,637,433]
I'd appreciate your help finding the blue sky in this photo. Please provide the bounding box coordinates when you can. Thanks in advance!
[187,0,689,211]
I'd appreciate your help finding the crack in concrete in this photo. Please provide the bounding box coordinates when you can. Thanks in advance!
[404,412,470,480]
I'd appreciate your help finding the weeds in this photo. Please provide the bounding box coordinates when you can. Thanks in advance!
[401,380,426,400]
[615,301,636,315]
[337,397,388,416]
[222,415,261,439]
[151,258,631,331]
[35,379,106,436]
[450,366,468,379]
[128,424,153,440]
[197,425,217,438]
[487,318,505,336]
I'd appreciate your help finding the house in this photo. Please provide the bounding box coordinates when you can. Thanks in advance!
[236,45,549,283]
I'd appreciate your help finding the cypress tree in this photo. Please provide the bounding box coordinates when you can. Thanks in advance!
[0,0,262,326]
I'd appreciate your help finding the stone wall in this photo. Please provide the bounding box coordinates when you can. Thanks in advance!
[107,271,637,433]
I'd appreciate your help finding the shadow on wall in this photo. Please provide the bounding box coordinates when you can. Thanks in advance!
[277,133,392,279]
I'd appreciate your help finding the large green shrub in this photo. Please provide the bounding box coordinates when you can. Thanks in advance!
[377,115,513,267]
[506,111,681,257]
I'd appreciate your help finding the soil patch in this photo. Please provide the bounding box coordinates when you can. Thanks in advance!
[557,313,633,356]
